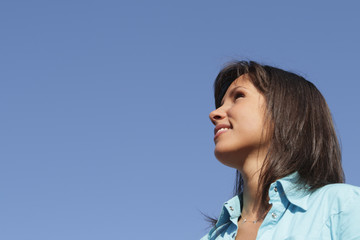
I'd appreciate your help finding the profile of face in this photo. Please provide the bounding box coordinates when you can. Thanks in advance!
[209,74,271,170]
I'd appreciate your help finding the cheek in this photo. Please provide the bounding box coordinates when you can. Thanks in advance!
[230,110,268,145]
[231,110,264,134]
[244,116,264,135]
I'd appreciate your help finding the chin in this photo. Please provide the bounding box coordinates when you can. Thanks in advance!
[214,142,253,169]
[214,141,241,158]
[214,148,242,169]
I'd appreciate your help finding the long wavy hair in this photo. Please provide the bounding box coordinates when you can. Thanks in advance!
[207,61,344,225]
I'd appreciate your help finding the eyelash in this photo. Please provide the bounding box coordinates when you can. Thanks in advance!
[234,92,245,100]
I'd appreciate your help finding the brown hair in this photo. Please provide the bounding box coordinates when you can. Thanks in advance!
[209,61,344,224]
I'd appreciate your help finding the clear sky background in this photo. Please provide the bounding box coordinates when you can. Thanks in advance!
[1,1,359,239]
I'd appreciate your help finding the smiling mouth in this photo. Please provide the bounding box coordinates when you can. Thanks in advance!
[216,128,229,134]
[214,127,230,140]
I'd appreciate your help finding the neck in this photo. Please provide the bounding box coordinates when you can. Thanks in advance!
[241,171,263,218]
[237,150,271,219]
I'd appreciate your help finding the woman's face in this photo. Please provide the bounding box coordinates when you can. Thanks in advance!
[209,74,270,170]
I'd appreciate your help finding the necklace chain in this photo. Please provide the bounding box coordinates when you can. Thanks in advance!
[239,216,263,224]
[239,210,269,224]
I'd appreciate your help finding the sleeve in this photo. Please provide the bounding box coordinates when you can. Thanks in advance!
[329,187,360,240]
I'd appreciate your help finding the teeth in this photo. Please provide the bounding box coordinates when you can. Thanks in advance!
[217,128,229,134]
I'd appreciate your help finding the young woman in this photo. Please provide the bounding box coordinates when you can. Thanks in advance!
[201,61,360,240]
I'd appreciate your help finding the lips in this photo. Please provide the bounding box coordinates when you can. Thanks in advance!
[214,124,231,140]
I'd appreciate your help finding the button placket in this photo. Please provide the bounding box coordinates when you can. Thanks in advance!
[267,183,284,223]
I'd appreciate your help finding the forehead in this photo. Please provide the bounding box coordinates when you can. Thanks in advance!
[228,74,253,89]
[223,74,258,98]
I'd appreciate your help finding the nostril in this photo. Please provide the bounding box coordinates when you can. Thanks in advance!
[210,107,227,125]
[210,112,224,126]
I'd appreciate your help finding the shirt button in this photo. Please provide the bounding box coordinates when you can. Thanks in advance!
[274,186,278,192]
[271,212,277,219]
[229,206,234,211]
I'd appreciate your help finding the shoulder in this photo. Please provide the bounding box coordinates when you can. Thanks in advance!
[317,183,360,194]
[314,183,360,199]
[310,183,360,213]
[312,184,360,239]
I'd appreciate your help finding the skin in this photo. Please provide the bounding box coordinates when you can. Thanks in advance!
[209,74,272,240]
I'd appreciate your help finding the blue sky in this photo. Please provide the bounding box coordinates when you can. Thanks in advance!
[1,1,359,239]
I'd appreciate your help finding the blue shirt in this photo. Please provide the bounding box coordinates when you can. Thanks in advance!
[201,172,360,240]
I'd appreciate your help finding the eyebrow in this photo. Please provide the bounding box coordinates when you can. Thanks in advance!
[220,86,248,106]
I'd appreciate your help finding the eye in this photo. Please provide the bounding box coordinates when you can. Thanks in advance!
[234,92,245,100]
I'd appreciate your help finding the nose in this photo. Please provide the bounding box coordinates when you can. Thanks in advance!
[209,107,226,125]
